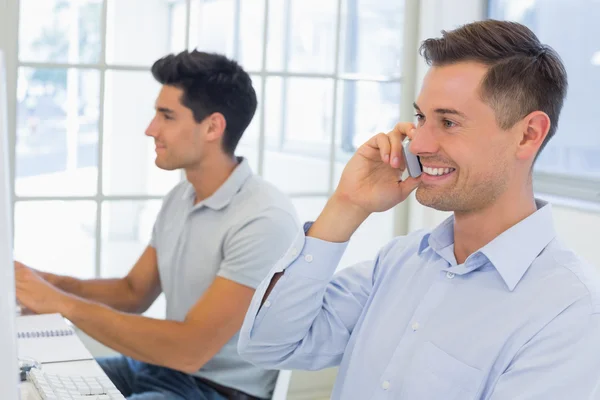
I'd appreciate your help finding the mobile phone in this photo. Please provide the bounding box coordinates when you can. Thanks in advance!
[402,137,422,178]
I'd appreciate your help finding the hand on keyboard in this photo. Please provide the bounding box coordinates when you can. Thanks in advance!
[28,368,126,400]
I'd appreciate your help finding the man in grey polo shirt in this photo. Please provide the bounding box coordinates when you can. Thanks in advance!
[14,50,299,400]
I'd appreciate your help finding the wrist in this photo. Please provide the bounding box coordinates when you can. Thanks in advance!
[55,275,80,293]
[42,272,64,288]
[308,193,370,243]
[57,293,83,320]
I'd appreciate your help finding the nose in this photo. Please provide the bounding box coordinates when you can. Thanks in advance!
[145,116,158,138]
[409,123,439,156]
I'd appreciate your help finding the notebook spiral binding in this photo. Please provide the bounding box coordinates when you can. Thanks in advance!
[17,328,74,339]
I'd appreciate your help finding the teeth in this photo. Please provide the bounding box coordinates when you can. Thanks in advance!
[423,167,453,176]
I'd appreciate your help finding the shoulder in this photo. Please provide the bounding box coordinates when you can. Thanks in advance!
[231,175,299,222]
[378,229,431,260]
[160,180,193,209]
[536,239,600,314]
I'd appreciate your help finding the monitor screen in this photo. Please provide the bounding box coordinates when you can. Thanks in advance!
[0,49,20,399]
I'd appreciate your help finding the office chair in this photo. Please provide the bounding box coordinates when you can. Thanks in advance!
[271,370,292,400]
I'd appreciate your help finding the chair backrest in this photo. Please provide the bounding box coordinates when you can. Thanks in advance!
[271,370,292,400]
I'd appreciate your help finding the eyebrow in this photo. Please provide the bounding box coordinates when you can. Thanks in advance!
[156,107,175,115]
[413,102,467,119]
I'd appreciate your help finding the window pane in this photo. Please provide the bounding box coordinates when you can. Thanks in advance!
[267,0,338,73]
[263,77,334,193]
[101,201,162,278]
[338,207,395,270]
[103,70,180,195]
[339,0,404,77]
[334,80,401,186]
[18,0,102,64]
[235,75,262,173]
[190,0,265,71]
[14,201,96,279]
[238,0,266,71]
[336,80,401,153]
[16,67,99,196]
[291,196,328,223]
[489,0,600,180]
[190,0,235,59]
[106,0,186,66]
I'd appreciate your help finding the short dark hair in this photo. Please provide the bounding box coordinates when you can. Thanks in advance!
[419,20,568,157]
[151,50,257,155]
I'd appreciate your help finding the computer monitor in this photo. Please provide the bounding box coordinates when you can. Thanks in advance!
[0,50,20,399]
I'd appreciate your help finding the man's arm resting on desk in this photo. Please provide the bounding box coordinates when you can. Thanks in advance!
[60,276,254,374]
[487,298,600,399]
[22,246,161,314]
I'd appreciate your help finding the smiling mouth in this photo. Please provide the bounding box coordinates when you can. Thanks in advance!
[421,166,456,176]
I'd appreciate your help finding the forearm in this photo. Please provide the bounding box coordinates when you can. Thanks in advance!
[239,235,349,370]
[61,297,203,373]
[260,193,368,305]
[50,274,142,313]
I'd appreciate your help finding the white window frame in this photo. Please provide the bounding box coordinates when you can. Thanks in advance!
[0,0,421,277]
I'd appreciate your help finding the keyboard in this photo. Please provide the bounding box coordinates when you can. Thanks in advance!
[28,368,125,400]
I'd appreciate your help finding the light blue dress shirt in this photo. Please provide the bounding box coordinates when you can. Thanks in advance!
[239,200,600,399]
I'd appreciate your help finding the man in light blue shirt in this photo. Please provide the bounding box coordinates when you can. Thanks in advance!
[238,20,600,399]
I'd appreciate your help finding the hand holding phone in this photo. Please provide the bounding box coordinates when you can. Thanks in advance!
[402,137,422,178]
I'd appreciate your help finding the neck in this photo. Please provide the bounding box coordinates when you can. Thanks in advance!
[185,151,238,204]
[453,184,537,264]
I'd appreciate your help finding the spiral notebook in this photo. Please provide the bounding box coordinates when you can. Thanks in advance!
[16,313,94,364]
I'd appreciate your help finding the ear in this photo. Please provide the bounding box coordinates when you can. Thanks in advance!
[204,112,227,143]
[515,111,550,162]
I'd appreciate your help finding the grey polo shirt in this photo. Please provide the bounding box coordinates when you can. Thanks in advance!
[149,158,299,399]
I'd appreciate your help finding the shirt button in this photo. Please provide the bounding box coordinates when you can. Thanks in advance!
[446,271,455,279]
[382,381,390,390]
[264,301,271,308]
[304,254,313,263]
[411,322,420,331]
[290,248,298,256]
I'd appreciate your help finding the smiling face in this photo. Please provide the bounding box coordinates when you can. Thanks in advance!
[411,62,519,213]
[145,85,212,171]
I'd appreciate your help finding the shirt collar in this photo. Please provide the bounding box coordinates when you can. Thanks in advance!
[419,199,556,291]
[182,157,253,211]
[418,216,454,256]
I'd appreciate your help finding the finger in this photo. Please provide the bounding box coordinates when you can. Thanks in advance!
[367,132,391,164]
[390,123,416,168]
[393,122,416,139]
[400,176,421,194]
[388,131,404,169]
